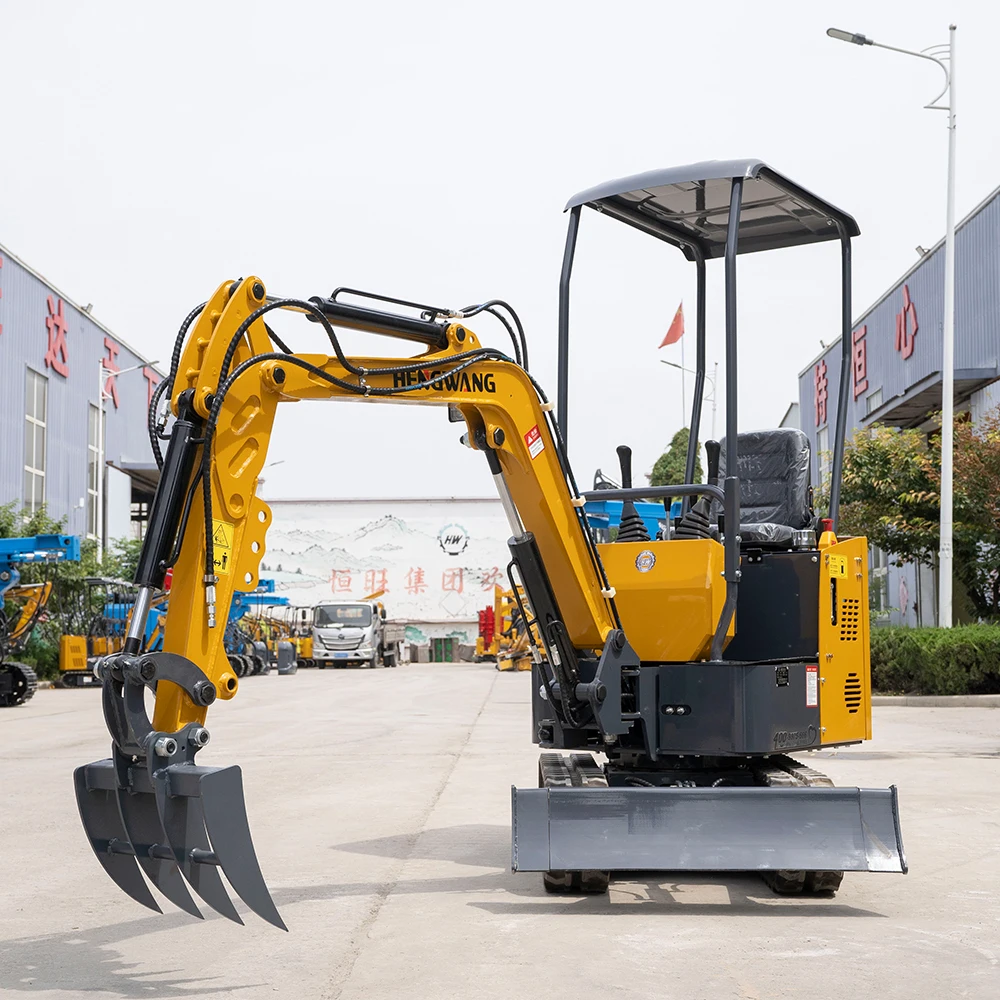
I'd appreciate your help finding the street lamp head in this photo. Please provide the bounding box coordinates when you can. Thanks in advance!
[827,27,873,46]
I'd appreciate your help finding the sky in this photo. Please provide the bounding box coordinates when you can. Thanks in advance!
[2,0,997,500]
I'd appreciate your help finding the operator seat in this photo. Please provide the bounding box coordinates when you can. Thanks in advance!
[714,428,813,547]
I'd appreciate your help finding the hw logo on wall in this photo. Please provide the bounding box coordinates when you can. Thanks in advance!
[438,523,469,556]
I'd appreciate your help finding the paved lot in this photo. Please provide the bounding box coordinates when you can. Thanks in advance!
[1,663,997,999]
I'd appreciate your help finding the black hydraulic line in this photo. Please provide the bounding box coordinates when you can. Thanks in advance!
[148,301,208,470]
[557,206,581,446]
[165,467,204,570]
[828,227,853,531]
[263,321,292,355]
[458,300,527,369]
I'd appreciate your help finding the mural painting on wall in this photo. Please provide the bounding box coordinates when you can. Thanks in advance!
[260,505,509,620]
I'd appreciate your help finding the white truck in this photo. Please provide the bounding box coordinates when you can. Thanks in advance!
[311,600,405,668]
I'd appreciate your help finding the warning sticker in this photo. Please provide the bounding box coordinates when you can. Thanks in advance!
[828,554,848,578]
[212,518,235,576]
[805,664,819,708]
[524,424,544,460]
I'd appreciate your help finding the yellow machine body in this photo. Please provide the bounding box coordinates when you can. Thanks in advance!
[59,635,89,674]
[818,535,872,745]
[597,538,733,662]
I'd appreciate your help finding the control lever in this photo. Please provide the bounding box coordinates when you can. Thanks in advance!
[614,446,650,543]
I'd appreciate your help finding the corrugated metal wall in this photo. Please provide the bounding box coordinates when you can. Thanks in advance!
[798,185,1000,482]
[796,185,1000,627]
[0,243,162,537]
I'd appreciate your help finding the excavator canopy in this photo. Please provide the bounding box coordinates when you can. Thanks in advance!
[564,158,860,259]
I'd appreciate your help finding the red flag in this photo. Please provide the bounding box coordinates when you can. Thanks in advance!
[659,302,684,347]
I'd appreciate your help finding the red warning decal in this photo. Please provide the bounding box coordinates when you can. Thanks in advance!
[524,424,544,460]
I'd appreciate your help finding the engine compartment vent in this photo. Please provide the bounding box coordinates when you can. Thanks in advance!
[839,598,861,642]
[844,671,862,713]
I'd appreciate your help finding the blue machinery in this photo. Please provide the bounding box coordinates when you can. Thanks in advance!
[0,534,81,705]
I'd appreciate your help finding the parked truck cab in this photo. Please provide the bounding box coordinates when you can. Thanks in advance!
[312,601,403,668]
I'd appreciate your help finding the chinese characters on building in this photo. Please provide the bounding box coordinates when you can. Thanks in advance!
[852,325,868,400]
[895,284,918,359]
[102,337,121,408]
[813,360,828,427]
[44,295,70,377]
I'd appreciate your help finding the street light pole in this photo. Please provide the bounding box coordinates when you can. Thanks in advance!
[660,359,718,439]
[826,25,957,627]
[96,360,158,563]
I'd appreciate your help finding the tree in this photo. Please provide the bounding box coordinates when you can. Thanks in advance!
[648,427,703,487]
[824,410,1000,622]
[0,501,144,677]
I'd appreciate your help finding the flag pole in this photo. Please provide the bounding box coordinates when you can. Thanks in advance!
[681,333,686,427]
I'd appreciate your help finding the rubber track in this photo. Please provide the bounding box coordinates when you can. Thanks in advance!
[538,753,610,894]
[753,754,844,895]
[0,662,38,706]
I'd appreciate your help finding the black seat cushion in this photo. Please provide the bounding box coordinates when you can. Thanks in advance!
[715,429,812,529]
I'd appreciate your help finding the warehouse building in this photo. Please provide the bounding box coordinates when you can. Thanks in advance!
[794,184,1000,627]
[0,242,163,544]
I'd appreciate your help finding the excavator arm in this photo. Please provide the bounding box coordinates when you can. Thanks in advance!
[75,277,621,927]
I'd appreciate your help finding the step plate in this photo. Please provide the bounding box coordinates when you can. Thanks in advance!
[511,784,906,874]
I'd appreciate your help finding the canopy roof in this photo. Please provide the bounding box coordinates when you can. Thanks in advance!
[565,159,860,260]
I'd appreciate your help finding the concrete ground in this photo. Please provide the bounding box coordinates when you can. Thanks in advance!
[0,664,997,1000]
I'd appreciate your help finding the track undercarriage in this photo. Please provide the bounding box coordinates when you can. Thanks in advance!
[0,661,38,706]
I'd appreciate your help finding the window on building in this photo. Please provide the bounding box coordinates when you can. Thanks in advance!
[131,499,151,541]
[816,426,830,487]
[867,387,883,416]
[870,546,889,618]
[87,404,100,538]
[24,368,47,513]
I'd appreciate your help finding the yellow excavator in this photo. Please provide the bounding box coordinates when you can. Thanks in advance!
[75,160,906,928]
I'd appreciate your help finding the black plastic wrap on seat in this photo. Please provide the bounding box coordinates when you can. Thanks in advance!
[716,429,812,529]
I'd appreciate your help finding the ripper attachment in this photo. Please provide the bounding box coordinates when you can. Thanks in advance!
[74,651,285,929]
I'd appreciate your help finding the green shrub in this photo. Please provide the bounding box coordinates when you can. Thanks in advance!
[870,624,1000,695]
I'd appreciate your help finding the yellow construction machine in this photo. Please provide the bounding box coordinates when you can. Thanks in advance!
[478,586,539,671]
[75,160,906,927]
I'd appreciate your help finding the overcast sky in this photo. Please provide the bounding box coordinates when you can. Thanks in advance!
[3,1,997,500]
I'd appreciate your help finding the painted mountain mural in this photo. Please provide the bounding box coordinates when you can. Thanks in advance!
[260,498,510,622]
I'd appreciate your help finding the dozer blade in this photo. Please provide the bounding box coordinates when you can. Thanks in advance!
[76,757,285,929]
[511,785,907,874]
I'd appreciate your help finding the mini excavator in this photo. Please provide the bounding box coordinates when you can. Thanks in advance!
[76,160,906,927]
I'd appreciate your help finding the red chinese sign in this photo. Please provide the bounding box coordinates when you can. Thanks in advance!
[480,566,503,591]
[330,569,352,593]
[405,567,427,594]
[895,284,918,359]
[852,325,868,400]
[102,337,121,409]
[813,360,828,427]
[442,568,464,594]
[44,296,70,377]
[364,568,389,594]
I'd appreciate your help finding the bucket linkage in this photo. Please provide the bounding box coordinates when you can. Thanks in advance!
[74,651,285,929]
